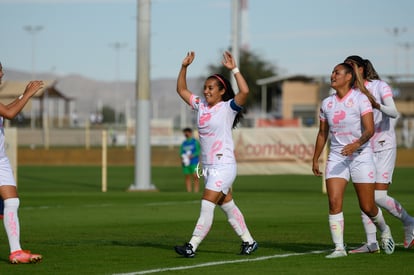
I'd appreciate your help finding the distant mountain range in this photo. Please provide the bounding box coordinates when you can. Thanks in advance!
[2,69,204,127]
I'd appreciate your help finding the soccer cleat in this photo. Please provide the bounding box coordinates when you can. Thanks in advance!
[174,243,195,258]
[403,223,414,249]
[380,226,395,255]
[348,242,380,254]
[240,241,258,255]
[325,248,347,258]
[9,250,42,264]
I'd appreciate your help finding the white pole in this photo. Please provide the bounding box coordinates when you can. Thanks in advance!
[231,0,240,94]
[125,100,131,149]
[109,42,127,124]
[129,0,156,191]
[23,25,43,128]
[180,102,186,129]
[102,130,107,192]
[43,88,49,149]
[261,84,267,118]
[85,120,90,150]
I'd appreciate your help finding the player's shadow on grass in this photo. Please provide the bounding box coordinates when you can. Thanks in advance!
[110,240,175,251]
[262,242,331,253]
[95,238,414,257]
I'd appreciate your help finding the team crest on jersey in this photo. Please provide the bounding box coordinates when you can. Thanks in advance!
[327,101,333,109]
[346,98,354,107]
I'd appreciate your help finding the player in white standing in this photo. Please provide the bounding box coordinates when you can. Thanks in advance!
[312,62,395,258]
[174,51,258,257]
[0,62,43,263]
[344,55,414,253]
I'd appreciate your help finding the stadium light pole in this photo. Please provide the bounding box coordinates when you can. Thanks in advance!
[231,0,240,94]
[129,0,156,191]
[109,42,127,125]
[386,27,407,75]
[23,25,43,80]
[399,42,414,77]
[24,25,43,129]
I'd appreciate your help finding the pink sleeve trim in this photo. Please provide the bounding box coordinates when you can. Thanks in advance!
[361,110,373,116]
[189,94,196,110]
[382,93,392,99]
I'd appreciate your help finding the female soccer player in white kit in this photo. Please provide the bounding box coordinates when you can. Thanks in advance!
[344,55,414,253]
[0,62,43,263]
[312,62,394,258]
[174,51,257,257]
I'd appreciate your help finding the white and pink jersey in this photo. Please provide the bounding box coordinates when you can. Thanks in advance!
[190,95,241,165]
[0,117,5,158]
[320,88,373,154]
[365,80,396,152]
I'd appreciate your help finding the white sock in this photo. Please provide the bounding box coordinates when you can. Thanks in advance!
[3,198,22,253]
[329,212,344,250]
[190,199,216,251]
[375,190,414,226]
[370,207,388,233]
[220,200,254,244]
[360,211,377,244]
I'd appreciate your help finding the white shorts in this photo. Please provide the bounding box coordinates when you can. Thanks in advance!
[0,157,16,186]
[373,148,396,184]
[202,163,236,195]
[326,151,375,183]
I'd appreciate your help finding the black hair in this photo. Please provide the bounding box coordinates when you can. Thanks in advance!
[344,55,380,80]
[182,127,192,133]
[344,55,365,67]
[207,73,244,128]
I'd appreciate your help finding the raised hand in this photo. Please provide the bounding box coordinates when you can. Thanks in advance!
[24,81,44,98]
[222,51,236,70]
[182,51,195,68]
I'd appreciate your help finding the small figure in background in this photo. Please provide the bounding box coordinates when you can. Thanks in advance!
[180,127,200,192]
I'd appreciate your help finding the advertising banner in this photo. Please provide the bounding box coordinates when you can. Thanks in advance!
[233,128,321,175]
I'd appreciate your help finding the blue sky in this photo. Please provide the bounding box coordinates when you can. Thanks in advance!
[1,0,413,81]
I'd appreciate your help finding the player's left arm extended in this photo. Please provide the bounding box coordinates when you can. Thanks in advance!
[379,96,399,119]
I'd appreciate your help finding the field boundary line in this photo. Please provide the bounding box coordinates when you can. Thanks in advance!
[113,249,327,275]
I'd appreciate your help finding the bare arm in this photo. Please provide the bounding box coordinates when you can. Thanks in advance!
[0,80,43,119]
[176,52,195,105]
[221,51,249,106]
[312,119,329,176]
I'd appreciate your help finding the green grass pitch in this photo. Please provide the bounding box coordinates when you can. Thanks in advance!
[1,166,413,274]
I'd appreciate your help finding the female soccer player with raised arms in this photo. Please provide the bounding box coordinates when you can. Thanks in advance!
[174,51,258,258]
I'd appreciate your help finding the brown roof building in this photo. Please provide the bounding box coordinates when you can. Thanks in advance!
[256,75,414,127]
[0,80,74,127]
